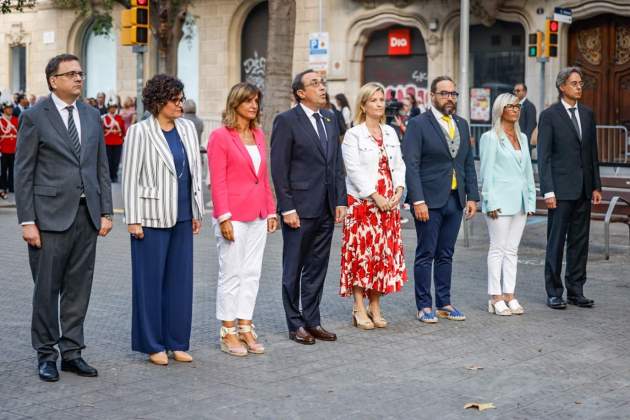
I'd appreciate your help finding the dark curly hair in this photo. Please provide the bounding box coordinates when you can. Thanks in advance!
[142,74,185,116]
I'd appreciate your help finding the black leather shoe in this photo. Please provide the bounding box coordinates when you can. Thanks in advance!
[305,326,337,341]
[567,296,594,307]
[547,296,567,309]
[289,327,316,345]
[38,361,59,382]
[61,358,98,377]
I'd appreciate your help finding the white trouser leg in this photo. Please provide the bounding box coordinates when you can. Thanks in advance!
[215,219,250,321]
[501,212,527,294]
[235,219,268,320]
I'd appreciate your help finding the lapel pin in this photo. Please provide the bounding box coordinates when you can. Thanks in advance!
[324,117,332,123]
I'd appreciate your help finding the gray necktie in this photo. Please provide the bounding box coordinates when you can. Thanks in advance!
[65,105,81,156]
[313,113,328,150]
[569,107,581,141]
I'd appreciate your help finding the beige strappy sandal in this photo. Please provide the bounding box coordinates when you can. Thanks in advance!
[220,326,247,357]
[238,324,265,354]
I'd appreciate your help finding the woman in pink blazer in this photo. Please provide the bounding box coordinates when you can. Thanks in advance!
[208,82,277,357]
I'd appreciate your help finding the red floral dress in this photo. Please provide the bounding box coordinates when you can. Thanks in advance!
[340,136,407,296]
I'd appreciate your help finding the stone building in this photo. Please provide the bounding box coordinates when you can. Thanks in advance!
[1,0,629,131]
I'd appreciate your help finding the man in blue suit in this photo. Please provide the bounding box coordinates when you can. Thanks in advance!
[270,69,347,345]
[402,76,479,323]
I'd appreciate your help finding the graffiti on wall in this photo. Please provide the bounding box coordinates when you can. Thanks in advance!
[243,51,266,90]
[385,83,430,106]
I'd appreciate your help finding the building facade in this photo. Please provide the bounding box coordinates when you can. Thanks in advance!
[1,0,629,129]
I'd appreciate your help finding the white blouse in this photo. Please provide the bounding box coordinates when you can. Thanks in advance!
[246,144,261,173]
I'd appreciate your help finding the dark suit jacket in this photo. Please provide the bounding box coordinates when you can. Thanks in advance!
[15,96,112,231]
[537,101,601,200]
[519,98,537,147]
[270,105,347,218]
[402,111,480,209]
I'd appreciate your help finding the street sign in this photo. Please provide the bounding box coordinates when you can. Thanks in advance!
[309,32,329,74]
[554,7,572,24]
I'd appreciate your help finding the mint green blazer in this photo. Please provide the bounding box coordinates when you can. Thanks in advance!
[479,130,536,215]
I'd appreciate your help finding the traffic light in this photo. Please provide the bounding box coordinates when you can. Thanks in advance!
[121,0,150,46]
[528,32,543,58]
[545,19,559,57]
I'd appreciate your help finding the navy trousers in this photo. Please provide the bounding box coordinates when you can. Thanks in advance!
[413,191,463,310]
[131,221,193,354]
[281,212,334,332]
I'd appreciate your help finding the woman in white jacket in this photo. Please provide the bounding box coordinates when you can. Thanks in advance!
[340,82,407,330]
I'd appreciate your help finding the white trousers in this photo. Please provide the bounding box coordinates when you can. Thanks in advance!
[214,218,267,321]
[484,212,527,295]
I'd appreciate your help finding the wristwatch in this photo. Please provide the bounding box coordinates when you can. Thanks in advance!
[102,214,113,221]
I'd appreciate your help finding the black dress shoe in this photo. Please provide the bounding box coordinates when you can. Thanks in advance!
[547,297,567,309]
[61,358,98,377]
[38,361,59,382]
[305,326,337,341]
[289,327,316,345]
[567,296,594,307]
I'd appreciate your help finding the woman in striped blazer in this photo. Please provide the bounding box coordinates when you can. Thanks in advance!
[121,75,204,366]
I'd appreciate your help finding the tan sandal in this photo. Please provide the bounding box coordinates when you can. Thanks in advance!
[171,351,193,362]
[149,351,168,366]
[220,326,247,357]
[367,309,388,328]
[352,307,375,330]
[238,324,265,354]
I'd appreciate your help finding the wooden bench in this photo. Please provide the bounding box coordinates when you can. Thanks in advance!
[534,176,630,259]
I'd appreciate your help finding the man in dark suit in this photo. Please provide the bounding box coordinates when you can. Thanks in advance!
[513,83,537,153]
[15,54,113,381]
[270,69,347,345]
[537,67,602,310]
[402,76,479,324]
[12,93,29,118]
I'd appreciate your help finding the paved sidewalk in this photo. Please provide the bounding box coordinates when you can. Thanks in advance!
[0,206,629,419]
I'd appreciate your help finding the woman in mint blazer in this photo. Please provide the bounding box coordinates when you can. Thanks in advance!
[479,93,536,317]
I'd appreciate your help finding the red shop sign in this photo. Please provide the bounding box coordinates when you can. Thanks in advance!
[388,29,411,55]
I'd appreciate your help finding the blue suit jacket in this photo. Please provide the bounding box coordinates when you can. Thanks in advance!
[479,130,536,214]
[270,105,347,218]
[402,111,479,209]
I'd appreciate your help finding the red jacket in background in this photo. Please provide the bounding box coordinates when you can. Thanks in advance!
[102,114,126,146]
[0,115,18,154]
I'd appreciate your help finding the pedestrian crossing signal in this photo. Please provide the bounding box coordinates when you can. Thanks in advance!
[528,32,542,58]
[120,0,150,46]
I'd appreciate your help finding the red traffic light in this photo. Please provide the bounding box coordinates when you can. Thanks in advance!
[549,20,559,33]
[133,0,148,6]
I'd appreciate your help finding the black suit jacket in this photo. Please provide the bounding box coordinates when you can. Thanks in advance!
[402,111,480,209]
[537,101,601,200]
[519,98,537,147]
[270,105,347,218]
[14,97,113,231]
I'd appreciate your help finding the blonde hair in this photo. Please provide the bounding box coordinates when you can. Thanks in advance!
[222,82,262,129]
[492,92,523,139]
[354,82,386,125]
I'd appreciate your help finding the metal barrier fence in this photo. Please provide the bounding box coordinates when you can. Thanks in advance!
[470,123,630,164]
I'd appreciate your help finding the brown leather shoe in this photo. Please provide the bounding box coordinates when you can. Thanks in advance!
[288,327,315,345]
[306,326,337,341]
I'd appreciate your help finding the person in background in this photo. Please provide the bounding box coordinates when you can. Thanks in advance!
[0,101,18,199]
[385,90,402,125]
[408,94,421,118]
[479,93,535,316]
[12,93,29,118]
[392,97,411,139]
[28,94,37,108]
[208,82,277,356]
[417,94,428,114]
[102,101,126,183]
[513,83,537,154]
[334,93,352,129]
[340,82,407,330]
[325,93,347,137]
[121,74,204,366]
[96,92,107,115]
[119,96,137,129]
[183,99,205,148]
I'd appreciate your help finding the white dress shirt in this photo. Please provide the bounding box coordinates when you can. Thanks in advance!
[544,99,582,199]
[51,93,82,144]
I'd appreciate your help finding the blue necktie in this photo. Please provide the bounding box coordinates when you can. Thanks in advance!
[569,107,581,141]
[313,113,328,150]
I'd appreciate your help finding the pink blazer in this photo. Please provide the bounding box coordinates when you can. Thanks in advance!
[208,126,276,222]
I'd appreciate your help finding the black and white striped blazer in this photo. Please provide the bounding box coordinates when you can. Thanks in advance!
[121,116,204,228]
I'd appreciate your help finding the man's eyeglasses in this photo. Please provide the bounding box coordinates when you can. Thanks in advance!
[435,91,459,99]
[504,103,522,111]
[171,95,187,105]
[567,81,585,88]
[303,79,327,89]
[53,71,86,80]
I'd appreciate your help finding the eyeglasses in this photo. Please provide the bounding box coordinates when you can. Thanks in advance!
[171,95,186,105]
[303,79,327,89]
[53,71,86,80]
[567,81,585,88]
[513,89,523,93]
[435,91,459,98]
[504,103,522,111]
